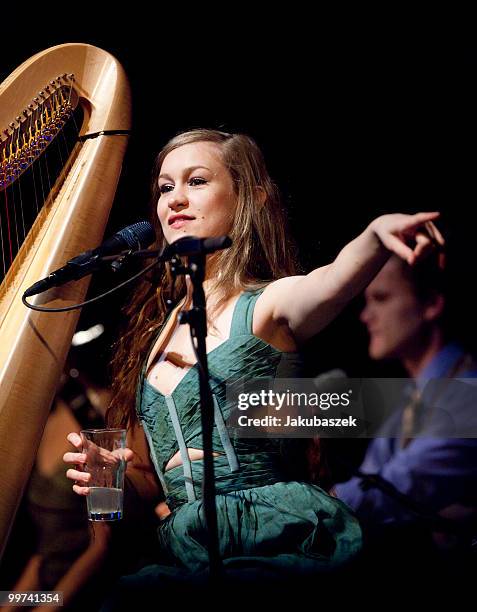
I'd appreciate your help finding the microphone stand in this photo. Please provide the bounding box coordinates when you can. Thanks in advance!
[130,240,228,581]
[170,252,224,581]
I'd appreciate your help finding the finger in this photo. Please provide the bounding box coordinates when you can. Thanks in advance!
[414,211,440,222]
[424,221,445,246]
[67,432,83,449]
[72,483,90,496]
[400,212,441,233]
[382,233,416,265]
[66,468,91,483]
[413,233,434,260]
[112,448,134,462]
[415,230,431,248]
[63,451,87,465]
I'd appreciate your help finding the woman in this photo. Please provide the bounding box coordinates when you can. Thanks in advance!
[63,129,443,590]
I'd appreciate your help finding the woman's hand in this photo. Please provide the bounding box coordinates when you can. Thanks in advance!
[63,432,134,495]
[264,210,445,345]
[370,211,445,265]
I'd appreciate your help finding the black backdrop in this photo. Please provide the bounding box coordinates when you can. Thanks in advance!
[2,28,476,380]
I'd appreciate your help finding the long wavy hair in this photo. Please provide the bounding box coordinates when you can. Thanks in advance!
[107,129,300,428]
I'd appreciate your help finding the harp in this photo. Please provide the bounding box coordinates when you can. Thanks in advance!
[0,44,131,556]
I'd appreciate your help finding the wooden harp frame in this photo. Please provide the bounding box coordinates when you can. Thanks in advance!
[0,43,131,556]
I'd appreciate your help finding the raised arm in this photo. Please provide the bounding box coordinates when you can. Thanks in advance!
[268,212,444,344]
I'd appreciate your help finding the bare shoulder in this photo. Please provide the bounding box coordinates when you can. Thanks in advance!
[258,276,306,307]
[253,276,305,351]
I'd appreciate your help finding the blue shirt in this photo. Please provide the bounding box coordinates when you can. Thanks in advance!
[335,343,477,526]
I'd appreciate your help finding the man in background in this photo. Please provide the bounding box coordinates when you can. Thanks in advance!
[335,252,477,565]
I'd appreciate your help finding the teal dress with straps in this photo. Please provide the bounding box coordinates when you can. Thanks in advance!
[134,288,362,580]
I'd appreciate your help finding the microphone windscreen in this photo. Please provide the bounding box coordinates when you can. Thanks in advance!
[118,221,156,249]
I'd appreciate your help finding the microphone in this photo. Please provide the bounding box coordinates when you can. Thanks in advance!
[162,235,232,258]
[23,221,156,297]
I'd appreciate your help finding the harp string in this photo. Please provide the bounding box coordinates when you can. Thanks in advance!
[0,85,82,285]
[15,166,27,244]
[10,164,21,254]
[13,123,27,243]
[0,197,5,276]
[3,189,13,266]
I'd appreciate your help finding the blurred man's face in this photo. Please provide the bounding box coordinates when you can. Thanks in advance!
[360,258,427,360]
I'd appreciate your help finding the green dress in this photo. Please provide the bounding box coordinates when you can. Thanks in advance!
[133,289,362,582]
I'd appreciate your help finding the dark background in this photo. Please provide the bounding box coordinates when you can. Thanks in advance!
[2,26,477,380]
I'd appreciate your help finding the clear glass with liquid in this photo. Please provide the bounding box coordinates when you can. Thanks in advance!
[87,487,124,521]
[81,428,126,522]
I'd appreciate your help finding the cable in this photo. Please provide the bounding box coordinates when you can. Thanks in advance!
[22,258,160,313]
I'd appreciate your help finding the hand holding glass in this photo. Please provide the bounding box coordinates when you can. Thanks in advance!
[80,428,127,521]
